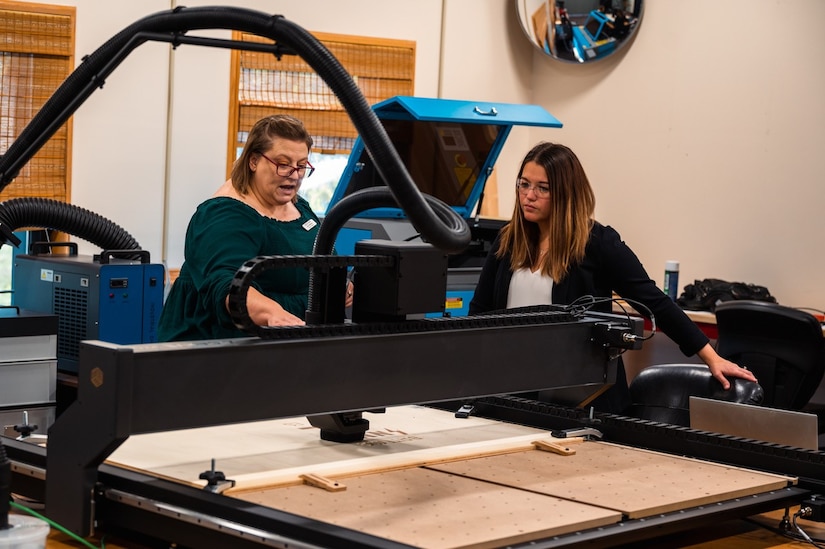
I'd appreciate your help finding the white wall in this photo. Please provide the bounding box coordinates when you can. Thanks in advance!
[32,0,825,308]
[37,0,170,265]
[518,0,825,309]
[439,0,536,220]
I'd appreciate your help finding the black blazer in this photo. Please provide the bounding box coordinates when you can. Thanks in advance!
[469,222,710,414]
[470,221,709,357]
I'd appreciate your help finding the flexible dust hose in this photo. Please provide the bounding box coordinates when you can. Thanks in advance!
[305,187,461,324]
[0,198,141,252]
[269,18,470,254]
[0,6,469,254]
[0,6,257,190]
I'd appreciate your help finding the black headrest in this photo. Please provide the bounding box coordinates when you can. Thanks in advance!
[626,363,764,426]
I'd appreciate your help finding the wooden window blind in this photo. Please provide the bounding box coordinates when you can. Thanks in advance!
[0,1,75,201]
[227,31,415,174]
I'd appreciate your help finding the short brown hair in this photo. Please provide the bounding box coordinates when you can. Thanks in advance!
[230,114,314,195]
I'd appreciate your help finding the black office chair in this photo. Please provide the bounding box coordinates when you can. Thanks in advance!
[626,363,764,426]
[714,300,825,410]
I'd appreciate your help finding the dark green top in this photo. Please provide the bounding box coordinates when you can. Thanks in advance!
[158,196,320,341]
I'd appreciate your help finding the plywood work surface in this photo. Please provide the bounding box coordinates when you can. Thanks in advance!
[107,405,548,488]
[233,440,793,548]
[107,405,795,548]
[237,466,622,549]
[430,441,793,519]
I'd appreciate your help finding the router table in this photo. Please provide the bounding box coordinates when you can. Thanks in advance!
[104,405,795,549]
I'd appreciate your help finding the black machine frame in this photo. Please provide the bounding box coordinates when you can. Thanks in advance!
[9,310,825,548]
[41,310,627,536]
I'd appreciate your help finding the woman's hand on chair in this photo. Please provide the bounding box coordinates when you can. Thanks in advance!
[697,343,758,390]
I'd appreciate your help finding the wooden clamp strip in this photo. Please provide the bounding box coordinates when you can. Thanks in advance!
[532,439,577,456]
[300,473,347,492]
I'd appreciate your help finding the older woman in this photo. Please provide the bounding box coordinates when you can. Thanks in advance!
[158,114,351,341]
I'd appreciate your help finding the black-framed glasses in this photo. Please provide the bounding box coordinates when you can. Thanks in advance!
[260,153,315,178]
[516,179,550,197]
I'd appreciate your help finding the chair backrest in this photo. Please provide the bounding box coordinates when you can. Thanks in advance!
[714,300,825,410]
[626,363,764,426]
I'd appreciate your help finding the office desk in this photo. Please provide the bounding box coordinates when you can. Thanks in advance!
[612,304,719,338]
[648,309,825,339]
[683,309,720,338]
[676,308,824,338]
[616,303,825,340]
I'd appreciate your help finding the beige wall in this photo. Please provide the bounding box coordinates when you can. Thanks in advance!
[518,0,825,309]
[25,0,825,309]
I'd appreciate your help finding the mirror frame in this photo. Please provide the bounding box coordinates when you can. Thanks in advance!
[515,0,644,64]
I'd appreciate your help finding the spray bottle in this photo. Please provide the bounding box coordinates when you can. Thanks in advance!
[664,260,680,301]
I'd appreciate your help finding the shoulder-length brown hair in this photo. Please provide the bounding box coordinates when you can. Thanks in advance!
[230,114,314,196]
[497,142,595,281]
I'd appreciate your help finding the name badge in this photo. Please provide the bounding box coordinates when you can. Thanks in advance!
[302,219,317,231]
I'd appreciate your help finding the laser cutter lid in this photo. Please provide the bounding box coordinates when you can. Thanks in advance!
[327,96,562,219]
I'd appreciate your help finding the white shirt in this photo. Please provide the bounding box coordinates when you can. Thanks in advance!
[507,267,554,308]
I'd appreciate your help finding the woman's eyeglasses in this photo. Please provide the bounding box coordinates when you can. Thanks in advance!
[260,153,315,178]
[516,179,550,197]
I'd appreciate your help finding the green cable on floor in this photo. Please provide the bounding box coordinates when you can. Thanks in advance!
[10,500,105,549]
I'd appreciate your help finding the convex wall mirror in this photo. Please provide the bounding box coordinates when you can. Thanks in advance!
[516,0,643,63]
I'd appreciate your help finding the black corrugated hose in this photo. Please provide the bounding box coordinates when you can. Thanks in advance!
[306,188,461,323]
[0,197,140,252]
